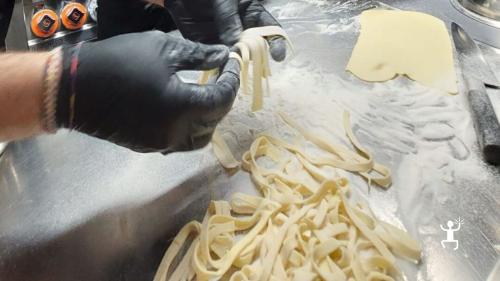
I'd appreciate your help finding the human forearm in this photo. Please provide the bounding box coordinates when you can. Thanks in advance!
[0,32,238,153]
[0,52,50,141]
[146,0,164,7]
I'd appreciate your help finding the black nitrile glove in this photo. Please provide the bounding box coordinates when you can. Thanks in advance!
[56,31,240,154]
[97,0,176,40]
[0,0,14,50]
[165,0,287,62]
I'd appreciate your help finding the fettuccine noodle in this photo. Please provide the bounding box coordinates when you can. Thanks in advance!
[153,112,421,281]
[202,26,292,170]
[173,26,421,281]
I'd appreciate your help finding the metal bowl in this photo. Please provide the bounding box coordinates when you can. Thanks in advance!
[451,0,500,29]
[459,0,500,20]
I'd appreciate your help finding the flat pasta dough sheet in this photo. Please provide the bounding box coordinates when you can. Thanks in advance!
[346,10,458,94]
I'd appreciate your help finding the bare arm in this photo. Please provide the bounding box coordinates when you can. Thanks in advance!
[146,0,164,7]
[0,52,50,141]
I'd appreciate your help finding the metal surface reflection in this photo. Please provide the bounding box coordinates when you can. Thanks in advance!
[0,131,231,280]
[451,0,500,29]
[0,142,6,157]
[460,0,500,21]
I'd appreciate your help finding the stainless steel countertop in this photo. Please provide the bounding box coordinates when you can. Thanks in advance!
[0,1,499,280]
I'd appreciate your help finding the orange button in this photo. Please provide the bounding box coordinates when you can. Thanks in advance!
[31,9,59,38]
[61,2,88,30]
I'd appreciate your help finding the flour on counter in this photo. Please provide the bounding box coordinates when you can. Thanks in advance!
[211,2,498,280]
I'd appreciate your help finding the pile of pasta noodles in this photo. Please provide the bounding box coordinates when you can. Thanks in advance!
[153,112,421,281]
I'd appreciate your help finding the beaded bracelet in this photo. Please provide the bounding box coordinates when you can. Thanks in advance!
[41,47,63,133]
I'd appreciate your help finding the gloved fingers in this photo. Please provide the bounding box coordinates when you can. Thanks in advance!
[212,58,241,113]
[254,1,282,26]
[160,119,218,155]
[218,57,241,80]
[97,0,170,40]
[182,58,240,117]
[268,36,287,62]
[241,1,287,61]
[214,0,244,45]
[257,9,287,62]
[190,122,217,149]
[229,46,243,59]
[181,59,242,152]
[160,129,214,155]
[174,40,230,71]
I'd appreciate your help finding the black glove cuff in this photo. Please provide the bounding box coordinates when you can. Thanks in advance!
[56,43,83,129]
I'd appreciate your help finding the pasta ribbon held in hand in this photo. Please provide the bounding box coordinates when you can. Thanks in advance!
[201,26,293,170]
[200,26,293,112]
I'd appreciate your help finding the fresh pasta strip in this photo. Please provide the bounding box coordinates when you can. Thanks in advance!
[198,64,239,171]
[198,68,219,85]
[238,26,293,111]
[279,112,392,189]
[200,26,293,112]
[200,26,292,171]
[153,221,201,281]
[154,112,421,281]
[212,130,240,170]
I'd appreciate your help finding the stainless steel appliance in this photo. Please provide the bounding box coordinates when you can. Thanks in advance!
[1,0,97,158]
[5,0,97,51]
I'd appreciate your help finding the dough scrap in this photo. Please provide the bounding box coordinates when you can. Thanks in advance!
[153,111,421,281]
[346,10,458,94]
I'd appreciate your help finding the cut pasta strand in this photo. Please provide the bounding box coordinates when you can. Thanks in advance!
[200,26,292,171]
[200,26,293,111]
[154,111,421,281]
[178,26,419,281]
[212,130,240,170]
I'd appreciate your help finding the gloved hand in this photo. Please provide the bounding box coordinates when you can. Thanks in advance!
[96,0,176,40]
[0,0,14,50]
[165,0,287,61]
[56,31,240,153]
